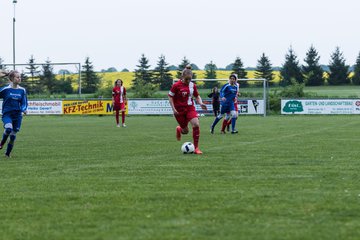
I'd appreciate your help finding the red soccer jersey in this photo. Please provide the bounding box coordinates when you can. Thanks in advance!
[168,80,199,109]
[112,86,126,103]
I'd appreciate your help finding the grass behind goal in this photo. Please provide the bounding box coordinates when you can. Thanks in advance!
[0,115,360,239]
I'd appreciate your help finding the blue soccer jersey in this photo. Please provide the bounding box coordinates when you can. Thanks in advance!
[220,83,238,106]
[0,84,28,114]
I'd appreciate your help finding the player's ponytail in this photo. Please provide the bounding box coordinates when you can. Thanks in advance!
[0,70,9,78]
[1,70,18,82]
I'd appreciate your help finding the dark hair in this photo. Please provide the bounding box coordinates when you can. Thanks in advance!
[229,74,237,80]
[114,79,123,86]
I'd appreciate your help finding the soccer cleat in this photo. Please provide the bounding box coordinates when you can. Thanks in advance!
[176,126,182,141]
[4,154,10,158]
[117,124,120,127]
[0,144,2,150]
[210,126,214,134]
[220,130,226,134]
[194,148,203,154]
[231,130,238,134]
[122,124,127,127]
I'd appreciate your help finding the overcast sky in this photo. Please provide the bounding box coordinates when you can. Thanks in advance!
[0,0,359,71]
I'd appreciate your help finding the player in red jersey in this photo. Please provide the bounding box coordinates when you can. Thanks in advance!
[112,79,127,127]
[168,65,207,154]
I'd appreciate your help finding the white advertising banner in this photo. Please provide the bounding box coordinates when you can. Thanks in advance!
[237,99,265,115]
[281,99,360,114]
[127,100,173,115]
[128,99,265,115]
[27,101,63,114]
[0,100,63,115]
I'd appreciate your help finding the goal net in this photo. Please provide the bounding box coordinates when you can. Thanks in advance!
[173,78,268,116]
[1,62,81,96]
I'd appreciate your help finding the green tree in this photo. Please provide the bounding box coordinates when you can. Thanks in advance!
[302,45,324,86]
[327,47,350,85]
[153,55,173,90]
[133,54,153,86]
[101,67,117,73]
[39,59,56,94]
[280,47,304,86]
[0,57,8,85]
[231,57,248,87]
[25,55,41,94]
[53,76,73,94]
[190,63,200,70]
[352,52,360,85]
[204,61,218,89]
[19,72,29,91]
[176,57,197,79]
[255,53,274,86]
[81,57,101,93]
[132,54,156,97]
[0,57,6,70]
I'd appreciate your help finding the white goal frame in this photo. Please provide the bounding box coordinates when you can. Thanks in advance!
[2,62,82,95]
[173,78,268,116]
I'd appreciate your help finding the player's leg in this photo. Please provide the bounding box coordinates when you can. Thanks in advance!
[174,112,188,141]
[5,131,17,157]
[189,117,202,154]
[113,103,120,127]
[4,114,22,157]
[212,104,219,117]
[0,115,13,149]
[210,105,227,134]
[231,101,239,133]
[115,110,120,127]
[221,113,230,133]
[121,103,126,127]
[230,110,238,134]
[210,113,222,134]
[226,119,231,132]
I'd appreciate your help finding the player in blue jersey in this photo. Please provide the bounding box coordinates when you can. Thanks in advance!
[210,74,239,134]
[0,70,28,158]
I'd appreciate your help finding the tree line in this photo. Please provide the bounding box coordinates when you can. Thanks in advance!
[127,46,360,97]
[1,45,360,97]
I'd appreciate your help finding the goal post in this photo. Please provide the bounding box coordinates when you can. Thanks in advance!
[1,62,82,96]
[173,78,268,116]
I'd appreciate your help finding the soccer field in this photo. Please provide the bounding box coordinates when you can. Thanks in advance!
[0,115,360,239]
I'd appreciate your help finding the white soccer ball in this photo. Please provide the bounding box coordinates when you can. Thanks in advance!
[181,142,195,154]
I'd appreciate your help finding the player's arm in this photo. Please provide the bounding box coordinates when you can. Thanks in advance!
[123,88,127,102]
[195,95,207,110]
[219,84,227,102]
[168,95,179,115]
[111,88,116,103]
[168,85,179,115]
[21,89,28,115]
[193,86,207,110]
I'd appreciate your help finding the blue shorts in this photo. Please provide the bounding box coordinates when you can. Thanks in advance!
[2,111,23,132]
[220,103,235,114]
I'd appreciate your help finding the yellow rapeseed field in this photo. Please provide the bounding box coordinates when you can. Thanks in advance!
[98,70,282,88]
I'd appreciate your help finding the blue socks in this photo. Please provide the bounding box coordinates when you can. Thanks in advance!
[5,135,16,156]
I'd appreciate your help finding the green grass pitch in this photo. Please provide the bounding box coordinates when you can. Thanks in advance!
[0,115,360,239]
